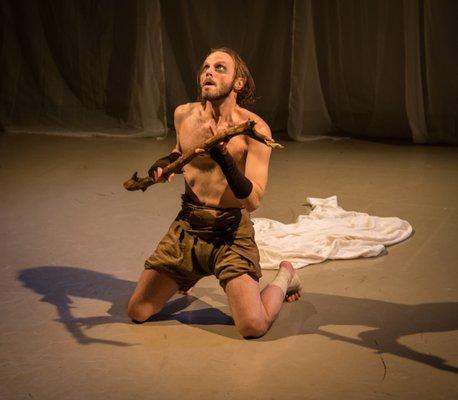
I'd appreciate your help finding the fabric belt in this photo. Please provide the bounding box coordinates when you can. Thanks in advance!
[177,194,244,241]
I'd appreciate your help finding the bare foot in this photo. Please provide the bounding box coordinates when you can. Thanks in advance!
[279,260,302,302]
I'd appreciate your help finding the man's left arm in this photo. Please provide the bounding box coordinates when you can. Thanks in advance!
[240,122,272,212]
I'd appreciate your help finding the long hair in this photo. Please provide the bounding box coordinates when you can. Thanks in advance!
[196,47,256,107]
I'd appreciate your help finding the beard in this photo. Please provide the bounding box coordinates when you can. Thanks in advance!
[201,78,235,103]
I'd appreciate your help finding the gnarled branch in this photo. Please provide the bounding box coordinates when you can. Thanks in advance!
[123,120,283,192]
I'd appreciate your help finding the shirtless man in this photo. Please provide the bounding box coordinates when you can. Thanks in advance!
[127,47,301,338]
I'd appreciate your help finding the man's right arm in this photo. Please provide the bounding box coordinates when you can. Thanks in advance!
[148,105,186,182]
[172,104,187,153]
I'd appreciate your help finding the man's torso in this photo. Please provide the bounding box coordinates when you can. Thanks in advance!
[177,102,261,209]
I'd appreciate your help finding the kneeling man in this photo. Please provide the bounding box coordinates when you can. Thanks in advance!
[127,47,301,338]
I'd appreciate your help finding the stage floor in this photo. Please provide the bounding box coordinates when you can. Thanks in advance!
[1,132,457,399]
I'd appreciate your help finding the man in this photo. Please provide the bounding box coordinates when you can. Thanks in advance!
[127,47,301,338]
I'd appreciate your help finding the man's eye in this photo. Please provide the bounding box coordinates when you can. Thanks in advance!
[216,65,225,71]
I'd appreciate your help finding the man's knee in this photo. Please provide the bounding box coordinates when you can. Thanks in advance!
[236,316,269,339]
[127,300,163,323]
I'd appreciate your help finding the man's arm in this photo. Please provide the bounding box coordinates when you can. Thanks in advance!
[239,121,272,212]
[148,105,185,182]
[209,120,272,212]
[172,105,186,154]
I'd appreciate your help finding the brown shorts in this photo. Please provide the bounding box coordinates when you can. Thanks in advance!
[145,195,262,291]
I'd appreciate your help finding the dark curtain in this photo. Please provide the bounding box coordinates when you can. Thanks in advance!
[1,0,457,143]
[289,0,458,144]
[0,0,166,137]
[160,0,293,136]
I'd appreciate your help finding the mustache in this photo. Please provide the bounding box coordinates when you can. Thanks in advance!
[202,79,216,86]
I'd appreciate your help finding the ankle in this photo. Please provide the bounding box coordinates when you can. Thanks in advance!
[279,261,294,279]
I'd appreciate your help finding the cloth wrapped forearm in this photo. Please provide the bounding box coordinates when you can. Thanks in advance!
[209,147,253,199]
[148,151,182,177]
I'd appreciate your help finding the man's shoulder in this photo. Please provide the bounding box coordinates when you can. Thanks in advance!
[174,102,202,130]
[174,102,201,118]
[237,107,272,139]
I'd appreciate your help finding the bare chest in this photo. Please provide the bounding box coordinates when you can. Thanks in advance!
[179,118,248,167]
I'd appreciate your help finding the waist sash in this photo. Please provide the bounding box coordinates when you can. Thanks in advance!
[177,194,251,241]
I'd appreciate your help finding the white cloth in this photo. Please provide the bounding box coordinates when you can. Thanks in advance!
[253,196,413,270]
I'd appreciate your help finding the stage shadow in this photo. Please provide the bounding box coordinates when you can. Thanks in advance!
[261,292,458,374]
[18,266,233,346]
[18,266,458,373]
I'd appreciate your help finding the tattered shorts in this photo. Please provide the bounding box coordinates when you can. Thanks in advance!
[144,195,262,291]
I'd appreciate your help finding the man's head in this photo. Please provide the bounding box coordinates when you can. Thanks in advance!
[197,47,256,107]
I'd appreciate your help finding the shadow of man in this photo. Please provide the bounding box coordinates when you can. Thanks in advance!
[18,266,233,346]
[19,266,458,373]
[262,292,458,374]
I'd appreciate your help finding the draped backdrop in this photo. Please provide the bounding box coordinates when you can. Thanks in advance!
[1,0,457,143]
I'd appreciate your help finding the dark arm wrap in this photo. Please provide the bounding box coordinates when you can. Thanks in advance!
[148,151,182,177]
[210,147,253,199]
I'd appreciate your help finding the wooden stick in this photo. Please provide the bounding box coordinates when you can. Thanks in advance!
[123,120,283,192]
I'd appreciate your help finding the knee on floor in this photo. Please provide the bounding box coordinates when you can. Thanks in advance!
[237,317,269,339]
[127,302,160,323]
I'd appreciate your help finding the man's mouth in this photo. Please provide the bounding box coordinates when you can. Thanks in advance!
[203,80,216,87]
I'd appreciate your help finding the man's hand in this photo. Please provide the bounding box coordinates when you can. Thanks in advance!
[148,151,182,183]
[209,125,228,153]
[151,167,175,183]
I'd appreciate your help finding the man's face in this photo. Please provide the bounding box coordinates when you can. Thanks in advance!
[199,51,237,103]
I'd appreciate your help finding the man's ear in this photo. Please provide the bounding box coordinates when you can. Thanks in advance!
[233,77,245,91]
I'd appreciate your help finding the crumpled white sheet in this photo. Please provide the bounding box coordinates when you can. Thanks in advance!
[253,196,413,270]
